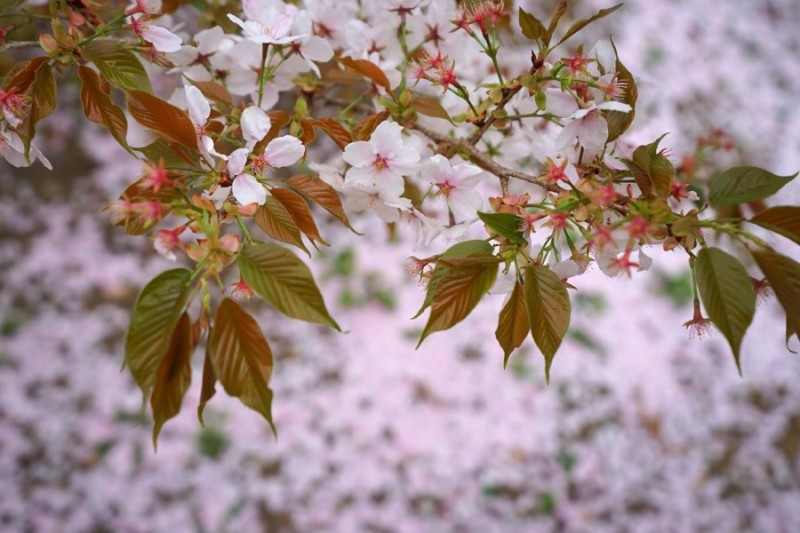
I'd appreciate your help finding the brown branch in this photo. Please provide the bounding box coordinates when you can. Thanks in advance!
[413,123,560,193]
[467,84,524,146]
[0,41,41,51]
[413,123,630,216]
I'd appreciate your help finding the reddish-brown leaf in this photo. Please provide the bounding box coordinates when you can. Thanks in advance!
[339,56,393,94]
[270,188,328,247]
[197,339,217,426]
[151,311,194,448]
[127,89,198,149]
[287,174,356,232]
[113,176,180,235]
[187,78,232,105]
[299,118,316,145]
[15,60,56,156]
[320,63,365,84]
[5,56,49,94]
[162,0,183,14]
[254,197,310,255]
[78,66,129,149]
[496,281,529,367]
[313,117,353,150]
[208,298,276,434]
[352,110,390,141]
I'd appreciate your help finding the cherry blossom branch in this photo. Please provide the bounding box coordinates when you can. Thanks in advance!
[414,123,630,215]
[467,84,524,146]
[413,122,559,193]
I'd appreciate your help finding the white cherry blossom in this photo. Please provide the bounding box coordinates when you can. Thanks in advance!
[419,154,484,221]
[227,6,305,45]
[227,148,267,206]
[129,16,182,52]
[0,128,52,169]
[554,99,632,156]
[342,121,420,195]
[287,10,334,75]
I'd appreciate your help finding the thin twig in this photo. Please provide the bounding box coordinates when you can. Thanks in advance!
[1,41,41,51]
[413,123,559,192]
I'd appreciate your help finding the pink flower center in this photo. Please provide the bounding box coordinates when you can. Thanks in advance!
[438,180,454,197]
[373,155,389,171]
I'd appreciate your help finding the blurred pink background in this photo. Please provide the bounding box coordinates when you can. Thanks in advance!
[1,0,799,531]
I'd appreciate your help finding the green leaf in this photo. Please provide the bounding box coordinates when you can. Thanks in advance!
[547,0,568,38]
[709,166,796,205]
[412,95,452,121]
[752,251,800,350]
[418,256,499,346]
[78,66,129,151]
[15,61,56,158]
[208,299,276,435]
[695,247,756,374]
[83,39,152,92]
[125,269,192,396]
[556,4,623,47]
[413,240,495,319]
[749,206,800,246]
[237,243,340,330]
[623,134,674,199]
[150,312,193,449]
[519,8,548,42]
[496,281,530,367]
[523,266,571,383]
[0,0,24,15]
[197,340,217,426]
[254,197,310,255]
[127,90,198,150]
[478,212,527,245]
[605,38,637,142]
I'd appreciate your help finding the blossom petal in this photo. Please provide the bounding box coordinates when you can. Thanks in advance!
[263,135,304,167]
[302,36,334,62]
[142,25,182,53]
[447,189,482,221]
[232,173,267,206]
[227,148,249,177]
[593,39,616,73]
[370,121,404,156]
[342,141,377,167]
[576,113,609,154]
[241,106,271,144]
[388,147,420,175]
[344,165,376,187]
[545,89,579,117]
[185,85,210,126]
[596,100,632,113]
